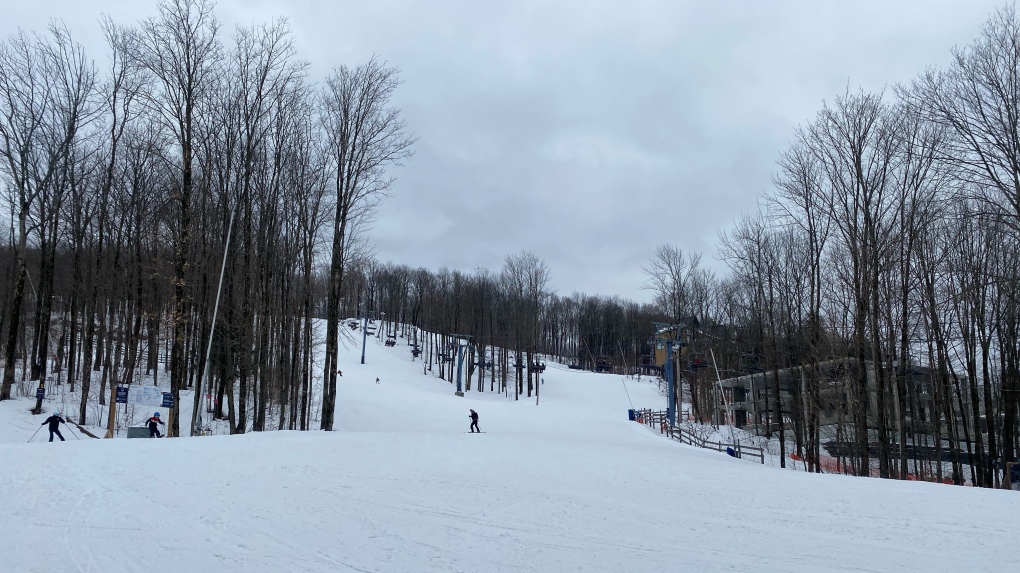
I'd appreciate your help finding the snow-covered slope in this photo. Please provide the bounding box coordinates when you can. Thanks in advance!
[2,334,1017,572]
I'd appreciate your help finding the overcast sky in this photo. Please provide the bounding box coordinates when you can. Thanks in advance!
[1,0,1005,303]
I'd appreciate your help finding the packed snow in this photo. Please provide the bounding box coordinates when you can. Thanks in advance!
[2,331,1018,572]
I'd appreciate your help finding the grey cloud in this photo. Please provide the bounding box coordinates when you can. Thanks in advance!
[1,0,1005,302]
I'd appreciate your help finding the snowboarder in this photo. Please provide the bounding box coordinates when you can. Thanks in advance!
[41,412,66,442]
[469,409,480,433]
[146,412,164,438]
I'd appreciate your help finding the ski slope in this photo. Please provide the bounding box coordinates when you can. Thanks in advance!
[2,334,1018,572]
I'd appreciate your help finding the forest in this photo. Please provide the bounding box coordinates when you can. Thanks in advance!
[1,0,1019,489]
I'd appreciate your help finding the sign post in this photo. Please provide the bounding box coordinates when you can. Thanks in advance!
[163,392,176,437]
[104,387,119,439]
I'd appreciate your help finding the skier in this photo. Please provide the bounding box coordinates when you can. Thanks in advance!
[41,412,66,442]
[146,412,165,438]
[375,377,380,384]
[469,409,480,433]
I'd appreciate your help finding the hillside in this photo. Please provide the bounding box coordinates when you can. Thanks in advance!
[2,333,1017,572]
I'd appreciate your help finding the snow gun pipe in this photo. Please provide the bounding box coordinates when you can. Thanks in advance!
[27,426,43,443]
[620,377,634,410]
[71,422,99,439]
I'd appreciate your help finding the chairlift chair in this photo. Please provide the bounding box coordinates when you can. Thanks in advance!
[689,352,709,370]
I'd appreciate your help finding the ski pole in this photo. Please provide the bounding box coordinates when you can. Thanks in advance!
[65,424,81,440]
[27,425,43,443]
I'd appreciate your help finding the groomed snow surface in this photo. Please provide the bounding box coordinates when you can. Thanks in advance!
[3,333,1018,573]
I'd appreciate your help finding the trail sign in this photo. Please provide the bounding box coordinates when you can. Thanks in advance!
[35,387,45,399]
[161,392,175,408]
[116,386,129,404]
[130,386,163,407]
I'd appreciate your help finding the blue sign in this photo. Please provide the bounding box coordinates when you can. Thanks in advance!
[161,392,175,408]
[116,386,129,404]
[35,387,45,399]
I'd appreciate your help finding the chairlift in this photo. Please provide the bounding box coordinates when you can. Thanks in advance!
[689,352,709,370]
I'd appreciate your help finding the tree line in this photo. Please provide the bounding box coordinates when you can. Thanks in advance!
[642,7,1020,488]
[338,254,668,400]
[0,0,412,437]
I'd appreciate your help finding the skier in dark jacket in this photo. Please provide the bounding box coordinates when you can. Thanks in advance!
[146,412,164,438]
[469,409,480,433]
[42,412,66,442]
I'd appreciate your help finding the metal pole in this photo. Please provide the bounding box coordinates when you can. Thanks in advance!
[666,339,676,426]
[710,347,738,445]
[360,312,368,364]
[196,206,235,436]
[455,343,465,395]
[620,375,634,410]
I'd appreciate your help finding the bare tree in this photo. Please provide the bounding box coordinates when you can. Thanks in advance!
[318,57,414,430]
[0,25,96,408]
[133,0,220,436]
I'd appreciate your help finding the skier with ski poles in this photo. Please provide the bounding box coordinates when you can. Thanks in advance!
[41,412,66,442]
[469,409,480,433]
[146,412,165,438]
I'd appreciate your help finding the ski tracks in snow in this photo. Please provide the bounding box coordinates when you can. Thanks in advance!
[63,485,101,573]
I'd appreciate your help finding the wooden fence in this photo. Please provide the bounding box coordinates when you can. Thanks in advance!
[633,408,765,464]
